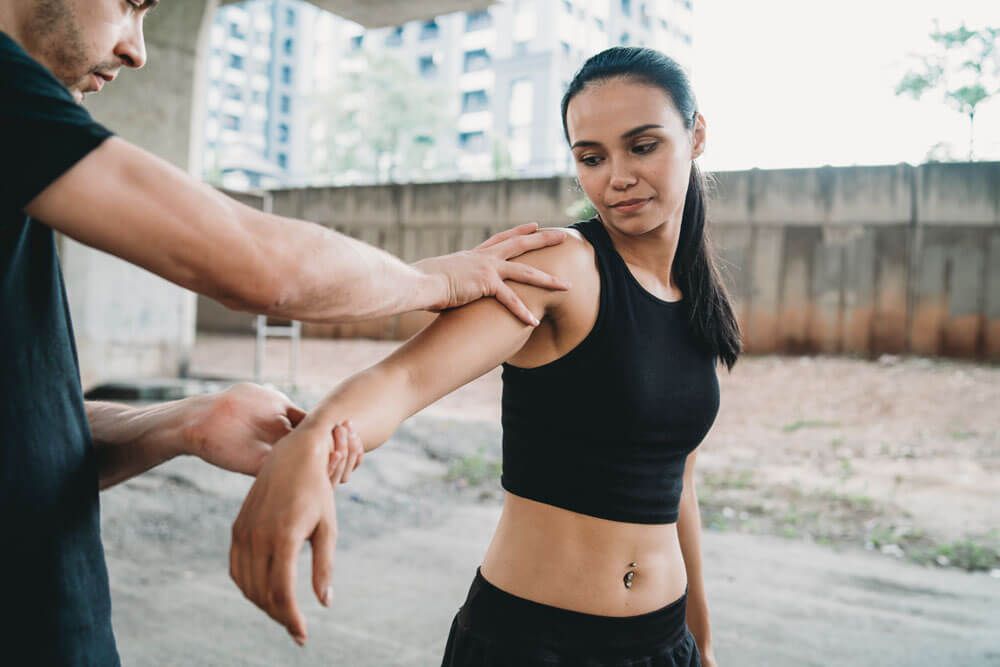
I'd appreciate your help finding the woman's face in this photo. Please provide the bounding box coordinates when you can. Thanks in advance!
[566,78,705,238]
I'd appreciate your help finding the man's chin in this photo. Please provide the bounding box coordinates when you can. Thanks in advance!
[70,88,85,104]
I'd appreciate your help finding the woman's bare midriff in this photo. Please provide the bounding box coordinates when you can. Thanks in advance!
[479,491,687,617]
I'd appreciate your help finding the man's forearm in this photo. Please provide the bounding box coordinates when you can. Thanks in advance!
[239,206,447,323]
[87,400,190,490]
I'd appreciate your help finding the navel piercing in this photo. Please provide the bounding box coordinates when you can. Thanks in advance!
[623,562,638,589]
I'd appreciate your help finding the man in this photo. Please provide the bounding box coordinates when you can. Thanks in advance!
[0,0,567,663]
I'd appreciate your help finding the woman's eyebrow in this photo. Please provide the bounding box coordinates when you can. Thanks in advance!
[571,124,665,149]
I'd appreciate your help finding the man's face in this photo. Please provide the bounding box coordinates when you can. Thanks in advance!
[22,0,156,103]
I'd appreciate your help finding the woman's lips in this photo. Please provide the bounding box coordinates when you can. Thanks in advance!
[610,197,652,213]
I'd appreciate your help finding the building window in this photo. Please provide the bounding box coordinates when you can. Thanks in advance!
[277,152,288,168]
[561,41,571,56]
[385,26,404,47]
[223,115,241,131]
[283,37,294,55]
[458,130,487,153]
[660,18,668,30]
[640,4,651,28]
[562,0,572,13]
[418,55,438,78]
[420,20,439,41]
[281,65,292,84]
[224,83,242,100]
[508,78,533,127]
[278,123,289,142]
[465,10,492,32]
[509,78,534,168]
[619,32,630,45]
[621,0,632,16]
[229,54,244,70]
[285,8,295,26]
[595,17,605,31]
[463,48,490,73]
[252,90,266,104]
[229,22,245,39]
[462,89,489,113]
[350,34,363,51]
[280,94,291,113]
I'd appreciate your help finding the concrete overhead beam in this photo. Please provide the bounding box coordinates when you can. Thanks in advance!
[220,0,494,27]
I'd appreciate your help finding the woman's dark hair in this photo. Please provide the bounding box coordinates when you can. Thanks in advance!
[561,46,742,370]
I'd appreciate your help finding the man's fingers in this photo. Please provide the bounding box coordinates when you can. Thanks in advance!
[493,283,539,327]
[499,261,571,291]
[286,405,308,427]
[492,228,568,259]
[269,535,307,645]
[476,222,539,250]
[349,427,364,472]
[340,422,364,484]
[328,424,349,479]
[310,512,337,608]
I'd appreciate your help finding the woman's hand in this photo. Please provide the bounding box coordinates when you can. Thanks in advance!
[700,644,718,666]
[229,422,353,645]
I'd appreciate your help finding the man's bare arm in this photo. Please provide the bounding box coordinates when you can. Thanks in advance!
[89,384,310,490]
[25,137,568,324]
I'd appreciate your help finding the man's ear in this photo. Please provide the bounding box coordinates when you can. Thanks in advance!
[691,112,707,160]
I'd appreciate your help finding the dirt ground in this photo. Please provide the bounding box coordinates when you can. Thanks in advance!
[97,335,1000,666]
[189,335,1000,573]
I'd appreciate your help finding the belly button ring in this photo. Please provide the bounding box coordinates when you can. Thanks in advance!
[623,562,638,589]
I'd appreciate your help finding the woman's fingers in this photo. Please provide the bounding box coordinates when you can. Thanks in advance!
[268,534,308,645]
[310,503,337,608]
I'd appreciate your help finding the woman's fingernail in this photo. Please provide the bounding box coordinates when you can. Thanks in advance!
[323,586,334,606]
[292,633,306,646]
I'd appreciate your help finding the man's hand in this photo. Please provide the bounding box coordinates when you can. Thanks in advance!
[181,383,308,476]
[413,223,570,326]
[230,422,353,645]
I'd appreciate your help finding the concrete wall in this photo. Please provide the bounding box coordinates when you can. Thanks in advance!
[196,162,1000,361]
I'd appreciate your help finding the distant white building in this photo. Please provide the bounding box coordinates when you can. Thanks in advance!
[203,0,694,187]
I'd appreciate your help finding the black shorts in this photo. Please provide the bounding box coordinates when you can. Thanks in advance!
[441,567,701,667]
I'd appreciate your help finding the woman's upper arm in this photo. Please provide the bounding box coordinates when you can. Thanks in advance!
[380,236,583,419]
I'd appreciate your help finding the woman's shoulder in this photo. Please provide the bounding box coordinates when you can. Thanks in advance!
[511,224,597,281]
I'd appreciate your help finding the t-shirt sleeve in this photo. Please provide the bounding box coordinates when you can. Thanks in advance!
[0,35,113,213]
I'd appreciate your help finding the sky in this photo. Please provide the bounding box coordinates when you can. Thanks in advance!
[690,0,1000,171]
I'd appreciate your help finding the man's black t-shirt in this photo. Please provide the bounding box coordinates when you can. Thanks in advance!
[0,32,119,665]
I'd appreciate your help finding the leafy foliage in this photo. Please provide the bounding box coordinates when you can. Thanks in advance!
[895,23,999,160]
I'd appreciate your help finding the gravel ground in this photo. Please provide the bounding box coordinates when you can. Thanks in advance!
[97,336,1000,666]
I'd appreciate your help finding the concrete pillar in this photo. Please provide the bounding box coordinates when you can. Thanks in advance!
[64,0,218,387]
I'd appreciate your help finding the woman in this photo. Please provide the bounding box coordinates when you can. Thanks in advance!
[234,46,741,666]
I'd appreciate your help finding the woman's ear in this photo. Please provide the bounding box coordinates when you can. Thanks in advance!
[691,112,707,159]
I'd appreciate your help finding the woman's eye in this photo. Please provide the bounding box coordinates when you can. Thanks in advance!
[633,142,658,155]
[580,156,603,167]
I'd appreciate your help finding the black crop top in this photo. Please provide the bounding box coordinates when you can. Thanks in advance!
[500,217,720,524]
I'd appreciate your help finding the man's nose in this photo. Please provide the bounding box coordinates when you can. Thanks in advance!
[115,22,147,69]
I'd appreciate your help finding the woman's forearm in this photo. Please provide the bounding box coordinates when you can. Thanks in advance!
[300,363,417,453]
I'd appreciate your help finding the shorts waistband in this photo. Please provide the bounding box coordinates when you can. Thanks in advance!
[460,566,689,649]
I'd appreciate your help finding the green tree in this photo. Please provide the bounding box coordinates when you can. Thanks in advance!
[896,23,1000,160]
[313,52,452,184]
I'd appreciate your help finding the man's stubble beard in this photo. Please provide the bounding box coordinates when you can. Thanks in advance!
[24,0,94,95]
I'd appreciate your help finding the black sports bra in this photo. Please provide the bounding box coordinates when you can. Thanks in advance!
[499,217,720,524]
